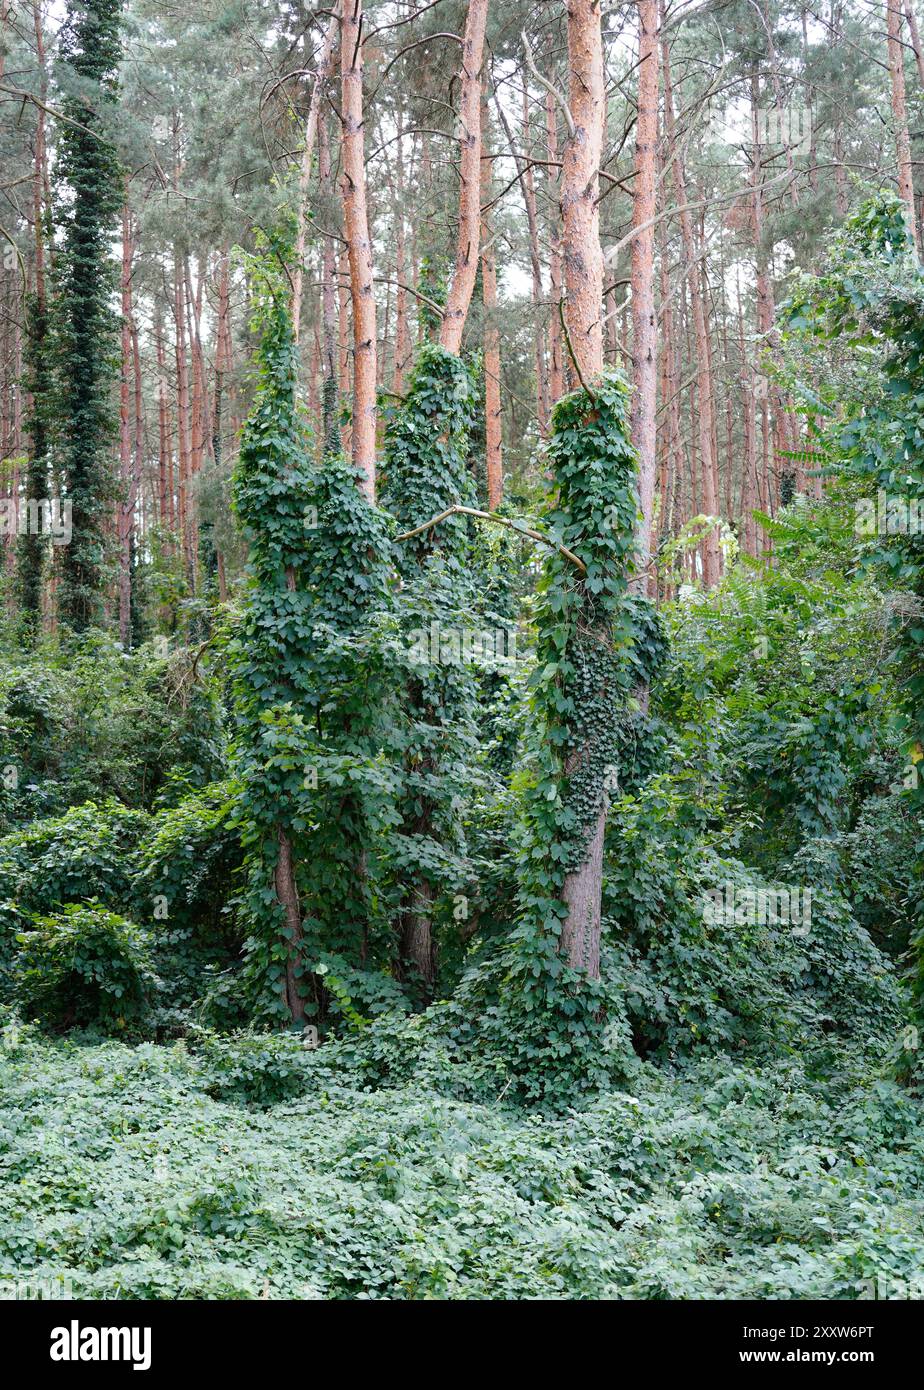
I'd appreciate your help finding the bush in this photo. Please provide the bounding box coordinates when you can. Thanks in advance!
[0,799,148,929]
[133,781,241,936]
[196,1029,315,1106]
[0,634,227,832]
[133,782,244,1019]
[13,904,157,1034]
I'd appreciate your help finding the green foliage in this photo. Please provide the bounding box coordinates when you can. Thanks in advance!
[0,635,226,830]
[229,224,397,1022]
[782,192,924,1011]
[12,904,156,1034]
[134,780,241,935]
[657,526,904,873]
[132,782,243,1024]
[197,1029,314,1106]
[1,1030,923,1299]
[489,372,661,1104]
[0,799,147,927]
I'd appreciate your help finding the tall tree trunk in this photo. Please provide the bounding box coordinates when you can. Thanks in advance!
[661,13,720,585]
[559,0,607,977]
[173,247,192,578]
[338,242,352,456]
[212,247,230,470]
[750,72,789,519]
[155,313,172,533]
[481,103,502,508]
[118,203,133,647]
[545,91,565,404]
[340,0,377,502]
[887,0,919,247]
[904,0,924,88]
[292,6,341,342]
[629,0,660,591]
[439,0,489,353]
[561,0,605,382]
[317,114,340,446]
[392,110,410,396]
[658,222,683,589]
[18,0,50,630]
[521,84,550,427]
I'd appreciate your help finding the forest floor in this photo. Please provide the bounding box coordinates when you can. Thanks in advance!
[2,1029,921,1300]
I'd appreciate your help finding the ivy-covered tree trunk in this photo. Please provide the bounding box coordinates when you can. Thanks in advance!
[231,228,318,1025]
[17,0,50,634]
[558,0,608,976]
[55,0,122,632]
[383,346,478,994]
[554,382,641,980]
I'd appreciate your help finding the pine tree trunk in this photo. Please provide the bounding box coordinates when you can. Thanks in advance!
[521,85,550,428]
[629,0,660,592]
[173,248,192,578]
[155,315,171,532]
[292,7,340,343]
[340,0,377,502]
[439,0,489,354]
[904,0,924,88]
[545,91,565,404]
[561,0,605,383]
[559,0,607,977]
[887,0,919,247]
[392,111,410,396]
[481,106,503,509]
[118,203,133,648]
[662,10,720,572]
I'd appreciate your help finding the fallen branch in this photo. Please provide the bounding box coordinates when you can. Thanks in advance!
[394,504,588,575]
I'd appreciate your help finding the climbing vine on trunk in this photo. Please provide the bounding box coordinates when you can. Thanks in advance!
[495,371,666,1101]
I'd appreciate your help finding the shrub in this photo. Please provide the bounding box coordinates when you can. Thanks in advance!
[0,799,148,929]
[13,904,157,1034]
[196,1029,315,1106]
[0,635,227,832]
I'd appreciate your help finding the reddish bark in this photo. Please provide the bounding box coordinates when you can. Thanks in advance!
[439,0,489,354]
[340,0,377,501]
[545,91,565,404]
[561,0,605,382]
[481,108,502,508]
[629,0,660,588]
[887,0,919,247]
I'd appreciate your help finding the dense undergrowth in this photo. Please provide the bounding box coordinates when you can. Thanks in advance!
[1,198,923,1300]
[1,1027,921,1300]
